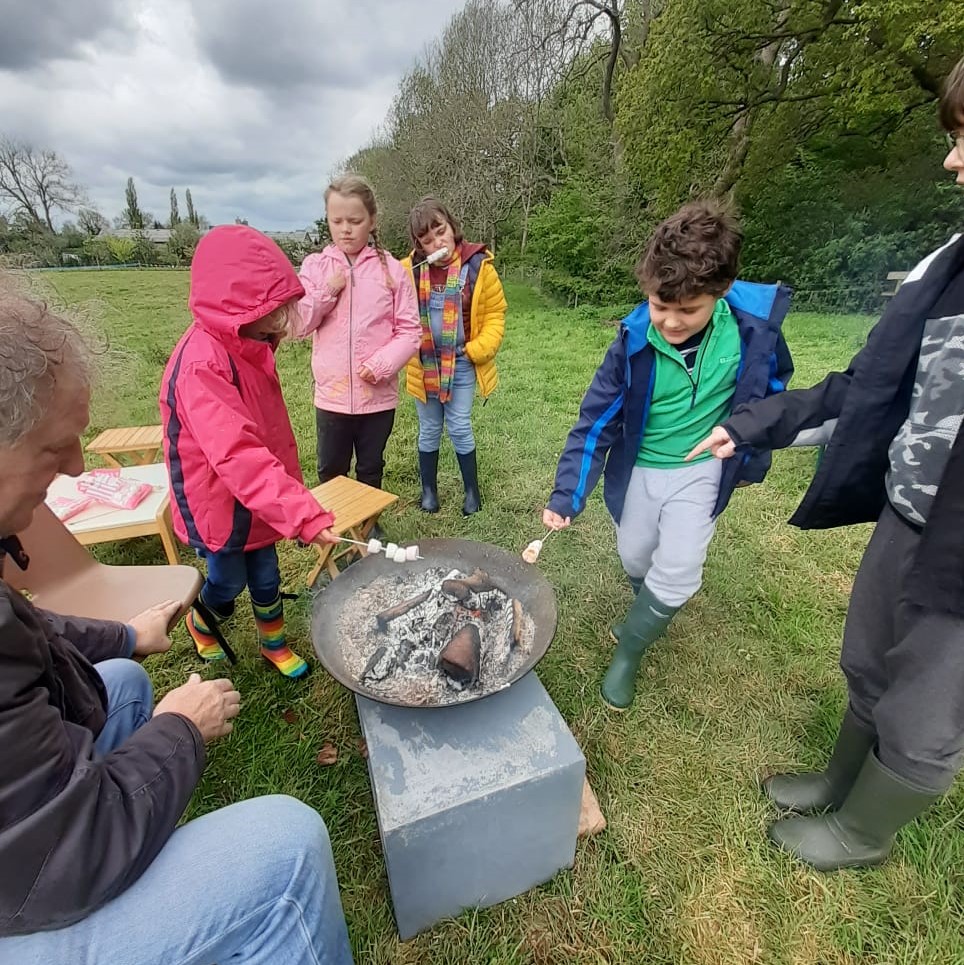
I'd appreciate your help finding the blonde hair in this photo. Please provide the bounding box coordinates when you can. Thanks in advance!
[325,173,394,289]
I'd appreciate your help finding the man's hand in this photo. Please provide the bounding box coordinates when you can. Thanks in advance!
[686,426,736,462]
[358,364,377,384]
[313,528,341,546]
[327,269,347,294]
[129,600,182,658]
[154,674,241,743]
[542,508,571,531]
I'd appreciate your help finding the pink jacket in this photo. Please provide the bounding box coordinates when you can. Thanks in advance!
[295,244,421,414]
[160,226,335,553]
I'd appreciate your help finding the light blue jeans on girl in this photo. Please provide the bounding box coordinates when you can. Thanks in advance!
[416,284,477,455]
[0,661,354,965]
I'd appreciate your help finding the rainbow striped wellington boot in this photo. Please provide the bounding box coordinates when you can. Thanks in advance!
[186,599,229,662]
[252,595,309,679]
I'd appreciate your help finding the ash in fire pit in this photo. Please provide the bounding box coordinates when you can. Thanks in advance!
[337,566,536,706]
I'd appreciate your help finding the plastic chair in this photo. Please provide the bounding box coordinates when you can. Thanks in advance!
[3,503,237,663]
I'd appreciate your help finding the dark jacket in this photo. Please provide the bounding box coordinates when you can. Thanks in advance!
[725,233,964,616]
[548,281,793,523]
[0,559,205,936]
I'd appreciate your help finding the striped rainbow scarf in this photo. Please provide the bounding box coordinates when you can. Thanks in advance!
[418,251,462,403]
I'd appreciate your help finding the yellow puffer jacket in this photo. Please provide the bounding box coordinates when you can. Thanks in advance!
[401,250,507,402]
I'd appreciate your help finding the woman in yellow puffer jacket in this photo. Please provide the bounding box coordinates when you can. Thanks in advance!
[401,198,507,515]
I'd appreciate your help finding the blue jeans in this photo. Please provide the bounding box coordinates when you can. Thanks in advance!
[0,662,354,965]
[200,544,281,613]
[415,356,477,454]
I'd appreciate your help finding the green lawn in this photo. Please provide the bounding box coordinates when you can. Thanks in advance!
[40,269,964,965]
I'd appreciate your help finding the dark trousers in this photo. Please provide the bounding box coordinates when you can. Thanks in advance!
[315,407,396,489]
[840,503,964,790]
[198,544,281,613]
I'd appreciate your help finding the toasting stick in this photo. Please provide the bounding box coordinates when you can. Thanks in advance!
[338,537,424,561]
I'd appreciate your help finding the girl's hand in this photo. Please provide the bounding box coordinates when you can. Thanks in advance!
[327,269,347,294]
[312,528,341,546]
[542,509,571,531]
[686,426,735,461]
[358,365,377,384]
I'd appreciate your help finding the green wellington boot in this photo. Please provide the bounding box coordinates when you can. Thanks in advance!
[768,751,941,871]
[763,710,876,814]
[601,584,678,710]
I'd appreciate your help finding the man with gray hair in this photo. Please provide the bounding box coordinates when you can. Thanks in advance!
[0,278,353,964]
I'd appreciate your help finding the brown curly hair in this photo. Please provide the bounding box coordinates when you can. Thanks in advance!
[635,201,743,302]
[939,56,964,132]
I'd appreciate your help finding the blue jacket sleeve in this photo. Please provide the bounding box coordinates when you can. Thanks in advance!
[547,335,626,519]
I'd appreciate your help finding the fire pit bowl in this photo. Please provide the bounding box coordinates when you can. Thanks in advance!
[311,538,558,708]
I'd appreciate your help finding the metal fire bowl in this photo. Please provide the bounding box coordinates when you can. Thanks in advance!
[311,538,558,708]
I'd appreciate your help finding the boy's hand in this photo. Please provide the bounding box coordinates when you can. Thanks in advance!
[686,426,736,461]
[542,509,571,531]
[327,269,347,294]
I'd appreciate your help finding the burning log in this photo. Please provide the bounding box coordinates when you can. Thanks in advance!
[511,598,524,648]
[441,568,496,601]
[375,589,432,630]
[437,623,482,687]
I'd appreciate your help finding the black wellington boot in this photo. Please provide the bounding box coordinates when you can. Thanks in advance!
[768,751,941,871]
[418,450,440,513]
[456,449,481,516]
[763,709,876,814]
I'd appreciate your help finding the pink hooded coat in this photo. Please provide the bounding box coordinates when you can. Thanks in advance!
[160,226,335,553]
[295,244,421,414]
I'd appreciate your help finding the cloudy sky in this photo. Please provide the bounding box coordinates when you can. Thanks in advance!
[0,0,468,229]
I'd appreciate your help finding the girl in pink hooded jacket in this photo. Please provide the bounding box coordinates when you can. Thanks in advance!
[295,174,420,496]
[160,225,338,678]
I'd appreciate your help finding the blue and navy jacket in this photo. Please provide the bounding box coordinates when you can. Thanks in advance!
[548,281,793,524]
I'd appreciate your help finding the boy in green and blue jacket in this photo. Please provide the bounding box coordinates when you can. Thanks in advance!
[544,201,793,709]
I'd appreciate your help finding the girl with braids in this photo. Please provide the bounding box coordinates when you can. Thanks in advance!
[295,174,420,493]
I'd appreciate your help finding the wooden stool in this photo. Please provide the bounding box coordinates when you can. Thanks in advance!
[46,463,180,565]
[308,476,398,585]
[86,425,164,467]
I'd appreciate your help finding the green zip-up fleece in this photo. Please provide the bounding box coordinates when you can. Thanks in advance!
[637,299,742,468]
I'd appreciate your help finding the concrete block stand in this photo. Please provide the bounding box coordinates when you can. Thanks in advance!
[356,671,585,939]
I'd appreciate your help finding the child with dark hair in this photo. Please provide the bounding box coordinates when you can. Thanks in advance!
[689,57,964,871]
[544,200,793,709]
[401,197,507,515]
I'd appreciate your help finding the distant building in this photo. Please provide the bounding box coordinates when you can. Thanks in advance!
[98,227,208,245]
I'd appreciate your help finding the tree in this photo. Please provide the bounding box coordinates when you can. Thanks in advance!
[169,188,180,228]
[77,207,109,237]
[185,188,200,228]
[0,137,85,231]
[123,177,144,230]
[167,221,201,264]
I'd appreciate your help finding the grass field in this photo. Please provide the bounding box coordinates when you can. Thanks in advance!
[39,269,964,965]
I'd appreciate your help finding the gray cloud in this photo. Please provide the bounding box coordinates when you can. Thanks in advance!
[192,0,430,94]
[0,0,132,70]
[0,0,467,231]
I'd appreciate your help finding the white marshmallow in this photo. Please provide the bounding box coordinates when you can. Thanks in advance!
[367,538,383,554]
[393,548,407,563]
[385,542,398,558]
[406,545,418,561]
[522,539,543,564]
[425,246,449,265]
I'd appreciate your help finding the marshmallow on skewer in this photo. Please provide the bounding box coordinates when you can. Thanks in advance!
[406,545,418,561]
[424,246,448,265]
[367,538,383,554]
[392,548,407,563]
[522,539,543,564]
[385,542,398,558]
